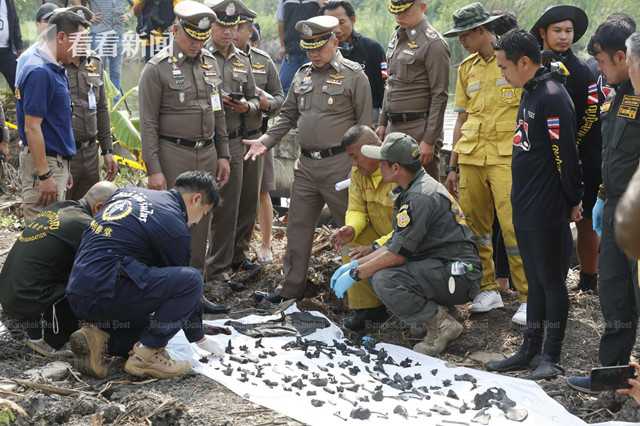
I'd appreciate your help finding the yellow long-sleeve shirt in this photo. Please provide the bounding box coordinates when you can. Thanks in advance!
[345,167,396,246]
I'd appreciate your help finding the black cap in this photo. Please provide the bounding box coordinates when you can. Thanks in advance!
[36,2,58,23]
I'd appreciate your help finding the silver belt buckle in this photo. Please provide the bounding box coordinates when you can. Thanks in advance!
[194,140,205,149]
[310,151,322,160]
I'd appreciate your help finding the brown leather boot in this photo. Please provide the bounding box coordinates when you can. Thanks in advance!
[413,306,463,356]
[69,326,110,379]
[124,342,191,379]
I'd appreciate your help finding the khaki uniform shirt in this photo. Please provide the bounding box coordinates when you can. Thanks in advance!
[264,51,373,150]
[245,46,284,133]
[380,18,450,145]
[206,42,260,137]
[139,42,230,175]
[454,53,522,166]
[65,56,111,152]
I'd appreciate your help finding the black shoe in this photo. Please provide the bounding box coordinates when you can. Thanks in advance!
[577,272,598,293]
[486,337,540,372]
[233,259,263,274]
[254,291,285,304]
[343,307,389,332]
[527,357,564,380]
[567,375,600,394]
[201,296,229,315]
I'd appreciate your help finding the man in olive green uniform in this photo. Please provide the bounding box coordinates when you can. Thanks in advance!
[244,15,372,302]
[376,0,450,179]
[204,0,261,280]
[139,0,231,274]
[232,8,284,270]
[64,6,118,200]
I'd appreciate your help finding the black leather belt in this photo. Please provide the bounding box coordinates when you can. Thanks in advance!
[161,136,213,149]
[386,112,428,123]
[301,145,346,160]
[228,128,261,140]
[76,138,96,149]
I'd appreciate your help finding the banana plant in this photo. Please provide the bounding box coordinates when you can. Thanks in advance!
[103,71,146,172]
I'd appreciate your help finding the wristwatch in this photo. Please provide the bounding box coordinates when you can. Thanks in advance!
[446,165,459,174]
[101,148,113,156]
[349,266,360,281]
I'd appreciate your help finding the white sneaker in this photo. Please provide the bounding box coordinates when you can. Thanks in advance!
[470,290,504,313]
[511,303,527,326]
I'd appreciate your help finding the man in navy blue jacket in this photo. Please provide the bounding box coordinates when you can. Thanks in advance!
[67,171,225,379]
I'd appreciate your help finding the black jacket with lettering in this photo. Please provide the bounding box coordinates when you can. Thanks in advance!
[558,50,602,191]
[0,200,92,317]
[512,68,583,230]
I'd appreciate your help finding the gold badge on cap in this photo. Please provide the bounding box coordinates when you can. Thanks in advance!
[198,17,210,30]
[301,23,313,37]
[226,2,236,16]
[411,146,420,159]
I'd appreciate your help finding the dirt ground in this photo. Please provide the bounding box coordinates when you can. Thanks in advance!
[0,223,639,425]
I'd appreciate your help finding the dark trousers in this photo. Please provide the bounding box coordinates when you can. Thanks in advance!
[0,48,17,91]
[493,217,511,280]
[516,224,572,362]
[69,264,205,357]
[3,298,79,350]
[599,199,638,366]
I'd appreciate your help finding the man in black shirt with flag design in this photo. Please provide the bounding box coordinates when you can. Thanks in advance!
[488,29,583,380]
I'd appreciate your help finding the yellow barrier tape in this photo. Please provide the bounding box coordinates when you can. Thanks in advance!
[4,121,17,130]
[113,154,147,173]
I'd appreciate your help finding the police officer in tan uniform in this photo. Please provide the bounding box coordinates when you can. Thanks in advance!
[139,0,231,275]
[232,7,284,271]
[204,0,261,281]
[376,0,450,179]
[64,6,119,201]
[244,15,373,302]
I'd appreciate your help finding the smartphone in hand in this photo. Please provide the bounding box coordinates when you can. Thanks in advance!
[590,365,637,391]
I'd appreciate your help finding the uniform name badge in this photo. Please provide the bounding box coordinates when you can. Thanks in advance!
[88,86,97,110]
[211,92,222,112]
[618,95,640,120]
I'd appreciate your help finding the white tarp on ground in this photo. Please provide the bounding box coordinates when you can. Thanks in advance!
[167,305,634,426]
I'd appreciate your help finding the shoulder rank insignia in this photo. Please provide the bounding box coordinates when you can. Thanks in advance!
[396,209,411,228]
[407,41,418,49]
[329,73,344,80]
[201,62,212,70]
[232,60,246,68]
[252,63,265,70]
[85,62,97,73]
[618,95,640,120]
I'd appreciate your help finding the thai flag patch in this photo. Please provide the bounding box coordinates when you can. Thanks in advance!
[547,116,560,140]
[587,83,599,105]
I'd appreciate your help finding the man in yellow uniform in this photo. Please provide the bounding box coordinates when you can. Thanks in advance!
[331,125,395,331]
[443,3,528,324]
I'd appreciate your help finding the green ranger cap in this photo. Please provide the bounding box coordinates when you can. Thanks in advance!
[388,0,415,15]
[361,132,421,167]
[443,2,503,38]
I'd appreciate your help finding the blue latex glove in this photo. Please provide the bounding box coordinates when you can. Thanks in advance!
[592,198,604,237]
[331,260,358,290]
[333,270,356,299]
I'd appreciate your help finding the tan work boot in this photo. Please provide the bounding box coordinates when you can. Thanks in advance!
[69,326,110,378]
[124,342,191,379]
[413,305,463,356]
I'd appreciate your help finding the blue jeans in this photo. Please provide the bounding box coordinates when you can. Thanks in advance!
[91,31,123,97]
[279,52,308,95]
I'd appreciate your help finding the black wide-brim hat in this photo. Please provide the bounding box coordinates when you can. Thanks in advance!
[530,5,589,45]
